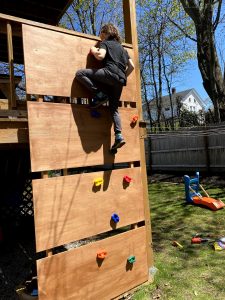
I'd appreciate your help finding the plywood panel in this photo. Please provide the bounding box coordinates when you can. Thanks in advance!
[37,227,148,300]
[28,102,140,172]
[33,167,144,252]
[22,24,136,101]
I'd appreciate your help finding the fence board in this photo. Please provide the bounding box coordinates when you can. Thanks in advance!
[37,227,148,300]
[147,126,225,172]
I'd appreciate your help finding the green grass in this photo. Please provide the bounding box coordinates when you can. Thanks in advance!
[132,182,225,300]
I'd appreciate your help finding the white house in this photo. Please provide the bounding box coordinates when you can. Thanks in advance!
[142,88,205,122]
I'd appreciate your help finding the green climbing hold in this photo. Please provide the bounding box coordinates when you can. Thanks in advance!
[127,255,136,264]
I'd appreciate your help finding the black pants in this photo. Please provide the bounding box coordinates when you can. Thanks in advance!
[76,68,123,133]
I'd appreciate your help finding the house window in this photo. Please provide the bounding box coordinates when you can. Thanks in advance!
[194,99,196,103]
[193,106,196,111]
[189,98,191,102]
[190,106,193,111]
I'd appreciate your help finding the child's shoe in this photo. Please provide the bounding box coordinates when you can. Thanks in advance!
[90,91,108,108]
[111,133,126,150]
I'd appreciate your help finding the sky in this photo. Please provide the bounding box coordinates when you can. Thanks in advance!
[176,61,208,100]
[174,59,213,110]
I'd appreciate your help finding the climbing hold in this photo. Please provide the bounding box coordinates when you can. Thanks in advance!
[127,255,136,264]
[93,177,104,186]
[131,115,138,124]
[90,110,101,118]
[97,250,107,259]
[111,213,120,223]
[123,175,132,183]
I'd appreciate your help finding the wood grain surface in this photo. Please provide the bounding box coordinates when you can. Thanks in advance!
[28,102,140,172]
[33,167,145,252]
[37,227,148,300]
[22,24,136,100]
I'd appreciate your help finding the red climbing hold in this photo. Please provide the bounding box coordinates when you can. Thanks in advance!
[123,175,132,183]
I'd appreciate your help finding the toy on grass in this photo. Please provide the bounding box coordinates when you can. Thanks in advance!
[184,172,225,211]
[214,237,225,251]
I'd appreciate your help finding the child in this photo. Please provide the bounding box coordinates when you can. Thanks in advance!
[76,23,134,150]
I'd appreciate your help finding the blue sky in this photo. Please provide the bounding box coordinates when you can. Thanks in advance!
[174,59,214,110]
[176,62,208,101]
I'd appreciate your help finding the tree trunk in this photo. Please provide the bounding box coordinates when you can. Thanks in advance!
[195,10,224,122]
[180,0,225,122]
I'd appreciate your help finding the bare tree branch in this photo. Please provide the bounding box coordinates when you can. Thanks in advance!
[213,0,222,30]
[167,15,197,42]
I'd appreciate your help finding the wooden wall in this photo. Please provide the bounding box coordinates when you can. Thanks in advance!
[22,24,136,101]
[37,227,148,300]
[23,6,153,297]
[33,167,145,252]
[28,102,140,172]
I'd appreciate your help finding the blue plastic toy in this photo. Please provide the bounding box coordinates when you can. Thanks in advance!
[184,172,200,204]
[184,172,225,210]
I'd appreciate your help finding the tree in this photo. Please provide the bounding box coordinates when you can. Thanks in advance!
[137,0,195,130]
[59,0,123,36]
[179,0,225,122]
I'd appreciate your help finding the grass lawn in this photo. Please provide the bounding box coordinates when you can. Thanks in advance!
[133,180,225,300]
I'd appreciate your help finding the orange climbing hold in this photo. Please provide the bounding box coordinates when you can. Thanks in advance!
[131,115,138,124]
[97,250,107,259]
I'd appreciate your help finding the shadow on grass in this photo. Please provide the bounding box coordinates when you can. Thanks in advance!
[149,182,225,258]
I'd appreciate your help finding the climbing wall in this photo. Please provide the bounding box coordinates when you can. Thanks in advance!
[23,9,153,300]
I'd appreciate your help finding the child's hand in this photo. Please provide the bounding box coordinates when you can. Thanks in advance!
[90,46,97,55]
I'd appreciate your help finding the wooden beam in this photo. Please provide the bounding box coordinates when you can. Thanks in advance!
[0,13,133,47]
[122,0,154,272]
[0,109,27,118]
[7,22,16,109]
[0,20,22,37]
[0,128,28,143]
[123,0,133,44]
[41,170,53,256]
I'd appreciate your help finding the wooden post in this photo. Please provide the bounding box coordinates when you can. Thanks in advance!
[7,22,16,109]
[37,95,44,102]
[42,170,53,256]
[123,0,154,271]
[26,94,31,101]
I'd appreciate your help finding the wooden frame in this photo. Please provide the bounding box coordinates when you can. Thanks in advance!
[0,0,154,298]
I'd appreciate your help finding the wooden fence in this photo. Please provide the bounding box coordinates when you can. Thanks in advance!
[146,124,225,173]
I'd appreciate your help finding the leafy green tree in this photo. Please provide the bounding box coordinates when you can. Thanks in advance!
[137,0,195,130]
[59,0,123,35]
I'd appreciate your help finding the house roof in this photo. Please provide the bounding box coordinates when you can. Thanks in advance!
[149,88,204,109]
